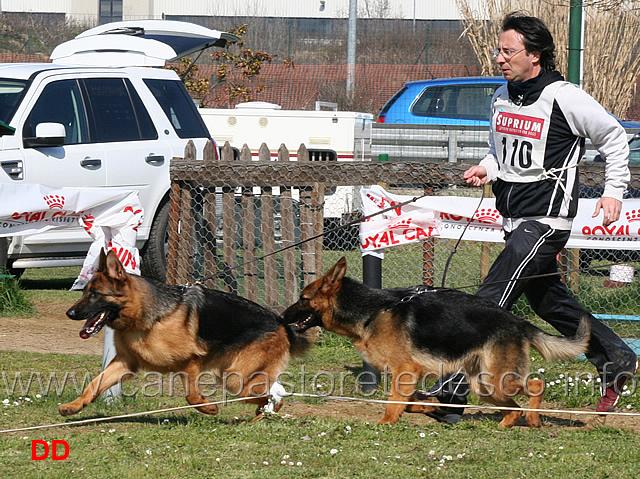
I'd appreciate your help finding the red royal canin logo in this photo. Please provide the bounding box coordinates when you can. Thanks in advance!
[496,112,544,140]
[473,208,502,224]
[43,194,65,209]
[625,210,640,222]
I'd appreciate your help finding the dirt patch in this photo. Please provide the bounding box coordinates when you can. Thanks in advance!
[1,300,639,432]
[0,300,103,356]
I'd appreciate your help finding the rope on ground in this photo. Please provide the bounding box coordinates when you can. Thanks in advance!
[2,391,640,434]
[0,396,261,434]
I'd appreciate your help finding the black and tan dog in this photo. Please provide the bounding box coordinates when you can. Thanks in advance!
[281,257,591,428]
[60,250,315,420]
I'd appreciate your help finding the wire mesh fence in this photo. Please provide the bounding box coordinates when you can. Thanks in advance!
[169,142,640,343]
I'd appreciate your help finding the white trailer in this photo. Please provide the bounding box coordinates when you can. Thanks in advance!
[199,101,373,163]
[199,103,373,241]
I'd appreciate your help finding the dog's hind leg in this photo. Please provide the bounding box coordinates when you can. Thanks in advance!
[241,376,280,423]
[487,374,527,428]
[405,401,438,415]
[524,378,544,428]
[379,363,422,424]
[180,362,219,415]
[476,371,525,427]
[59,357,132,416]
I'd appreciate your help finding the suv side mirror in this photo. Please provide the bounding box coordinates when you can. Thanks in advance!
[23,122,66,148]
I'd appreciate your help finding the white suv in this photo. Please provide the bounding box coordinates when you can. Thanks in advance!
[0,20,237,281]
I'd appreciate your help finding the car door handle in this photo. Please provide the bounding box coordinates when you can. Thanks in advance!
[80,158,102,168]
[145,154,165,165]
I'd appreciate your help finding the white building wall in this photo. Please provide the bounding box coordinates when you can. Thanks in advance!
[2,0,72,14]
[0,0,487,21]
[148,0,486,20]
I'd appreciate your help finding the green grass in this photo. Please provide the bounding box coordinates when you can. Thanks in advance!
[1,333,640,478]
[13,266,82,311]
[0,277,33,315]
[1,260,639,476]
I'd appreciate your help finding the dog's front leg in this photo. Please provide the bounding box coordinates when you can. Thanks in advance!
[379,364,421,424]
[59,358,131,416]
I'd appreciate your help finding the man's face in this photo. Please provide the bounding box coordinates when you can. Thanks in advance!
[496,29,541,82]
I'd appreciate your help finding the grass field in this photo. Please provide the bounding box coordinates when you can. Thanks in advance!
[1,337,640,478]
[1,265,639,477]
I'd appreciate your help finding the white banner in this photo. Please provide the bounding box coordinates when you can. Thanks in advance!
[0,184,143,289]
[359,185,640,252]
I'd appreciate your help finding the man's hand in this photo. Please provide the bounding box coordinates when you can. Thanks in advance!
[463,166,488,187]
[593,197,622,227]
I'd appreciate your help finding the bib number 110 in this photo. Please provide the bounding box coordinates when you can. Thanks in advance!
[501,137,533,168]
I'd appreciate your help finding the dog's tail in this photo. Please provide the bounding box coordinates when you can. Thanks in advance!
[528,316,591,361]
[286,325,320,357]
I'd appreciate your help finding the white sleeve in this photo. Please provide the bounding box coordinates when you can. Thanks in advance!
[555,84,630,201]
[478,89,501,182]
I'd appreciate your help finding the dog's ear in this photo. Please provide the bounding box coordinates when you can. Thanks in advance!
[320,256,347,293]
[105,250,127,281]
[97,249,107,272]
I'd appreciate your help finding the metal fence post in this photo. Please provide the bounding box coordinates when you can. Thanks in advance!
[363,253,382,288]
[361,252,382,391]
[448,129,457,162]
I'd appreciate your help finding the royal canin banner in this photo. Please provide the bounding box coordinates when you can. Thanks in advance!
[359,185,640,252]
[0,184,143,289]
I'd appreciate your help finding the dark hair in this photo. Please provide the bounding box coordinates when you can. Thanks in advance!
[502,12,556,71]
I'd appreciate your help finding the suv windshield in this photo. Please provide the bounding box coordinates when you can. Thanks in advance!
[0,79,28,128]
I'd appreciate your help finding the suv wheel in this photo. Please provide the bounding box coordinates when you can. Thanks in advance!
[141,201,170,282]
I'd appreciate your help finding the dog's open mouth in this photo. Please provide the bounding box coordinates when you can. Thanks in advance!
[79,311,110,339]
[293,314,315,333]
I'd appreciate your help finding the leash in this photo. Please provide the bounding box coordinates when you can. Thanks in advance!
[183,184,628,293]
[440,187,486,288]
[184,191,432,286]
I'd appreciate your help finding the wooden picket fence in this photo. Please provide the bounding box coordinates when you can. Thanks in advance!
[166,141,325,310]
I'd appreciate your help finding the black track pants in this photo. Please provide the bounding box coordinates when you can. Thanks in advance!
[476,220,637,384]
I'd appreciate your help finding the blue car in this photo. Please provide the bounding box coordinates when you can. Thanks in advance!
[378,76,640,128]
[377,76,505,126]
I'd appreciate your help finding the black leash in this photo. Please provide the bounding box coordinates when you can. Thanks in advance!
[187,191,431,285]
[183,189,629,293]
[440,188,486,288]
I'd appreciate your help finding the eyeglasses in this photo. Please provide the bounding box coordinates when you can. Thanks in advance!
[491,48,526,61]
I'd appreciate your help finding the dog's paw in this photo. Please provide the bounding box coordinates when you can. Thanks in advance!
[58,402,82,416]
[194,404,219,415]
[377,416,400,425]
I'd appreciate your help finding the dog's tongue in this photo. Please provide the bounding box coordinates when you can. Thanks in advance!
[79,312,106,339]
[79,330,90,339]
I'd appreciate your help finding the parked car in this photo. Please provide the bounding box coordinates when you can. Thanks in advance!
[377,76,505,126]
[0,20,238,281]
[377,76,640,129]
[579,133,640,270]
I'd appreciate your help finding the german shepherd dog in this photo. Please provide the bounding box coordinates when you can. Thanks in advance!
[281,257,591,428]
[60,250,315,420]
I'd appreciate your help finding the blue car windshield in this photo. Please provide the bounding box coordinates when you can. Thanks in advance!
[412,84,500,121]
[629,137,640,163]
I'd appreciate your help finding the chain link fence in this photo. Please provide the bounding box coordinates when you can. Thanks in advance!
[169,142,640,345]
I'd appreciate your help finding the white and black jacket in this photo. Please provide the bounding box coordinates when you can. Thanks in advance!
[479,71,630,228]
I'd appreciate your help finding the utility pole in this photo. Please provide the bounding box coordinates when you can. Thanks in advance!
[346,0,357,101]
[567,0,583,86]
